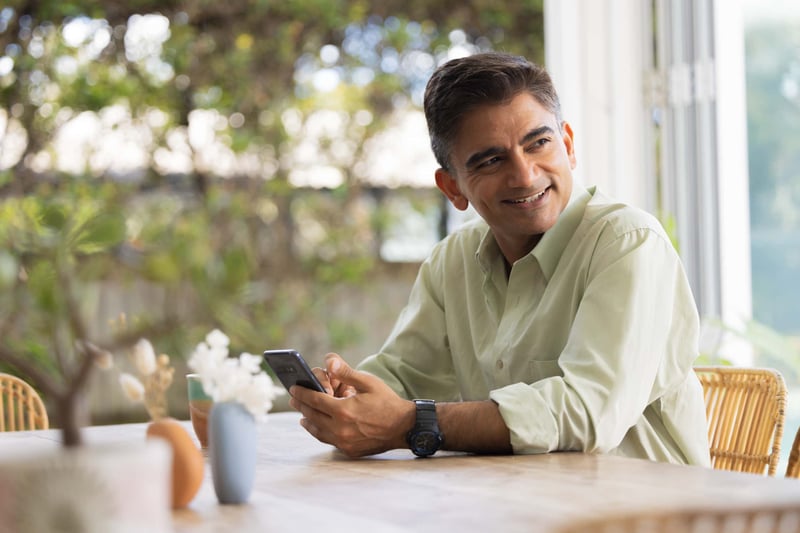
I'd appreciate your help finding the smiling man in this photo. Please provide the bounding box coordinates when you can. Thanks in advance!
[290,52,711,466]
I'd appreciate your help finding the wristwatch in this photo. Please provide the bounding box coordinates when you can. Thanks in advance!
[406,399,444,457]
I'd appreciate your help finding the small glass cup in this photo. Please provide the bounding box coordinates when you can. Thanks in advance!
[187,373,213,448]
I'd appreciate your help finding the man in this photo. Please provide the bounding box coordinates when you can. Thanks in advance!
[290,52,710,466]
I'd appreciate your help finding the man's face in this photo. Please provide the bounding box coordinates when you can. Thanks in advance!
[435,92,577,264]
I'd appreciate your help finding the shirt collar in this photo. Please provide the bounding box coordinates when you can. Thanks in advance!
[531,185,592,280]
[476,223,500,275]
[475,185,593,280]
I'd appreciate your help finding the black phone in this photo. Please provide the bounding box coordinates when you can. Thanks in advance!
[263,349,327,393]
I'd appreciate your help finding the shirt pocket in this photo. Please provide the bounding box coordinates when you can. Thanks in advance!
[529,359,563,382]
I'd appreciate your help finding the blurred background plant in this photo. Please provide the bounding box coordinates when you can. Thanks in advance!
[0,0,545,427]
[0,191,162,444]
[118,337,175,421]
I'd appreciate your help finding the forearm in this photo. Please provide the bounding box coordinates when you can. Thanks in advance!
[295,354,512,457]
[437,400,512,454]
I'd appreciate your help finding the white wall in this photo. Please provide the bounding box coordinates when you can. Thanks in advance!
[713,0,753,363]
[544,0,651,211]
[544,0,754,362]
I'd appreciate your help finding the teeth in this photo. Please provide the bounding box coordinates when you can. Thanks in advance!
[510,189,546,204]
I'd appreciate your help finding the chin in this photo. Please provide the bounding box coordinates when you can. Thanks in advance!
[523,217,559,236]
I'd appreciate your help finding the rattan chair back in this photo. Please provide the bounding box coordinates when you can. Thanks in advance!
[557,503,800,533]
[0,372,49,431]
[694,366,786,476]
[787,426,800,479]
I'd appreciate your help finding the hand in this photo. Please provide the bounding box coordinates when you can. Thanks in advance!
[289,353,415,457]
[310,356,356,398]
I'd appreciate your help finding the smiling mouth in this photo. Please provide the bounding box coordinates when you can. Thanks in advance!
[506,187,549,205]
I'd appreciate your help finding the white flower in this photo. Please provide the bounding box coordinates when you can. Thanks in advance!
[239,373,277,416]
[187,330,284,420]
[93,349,114,370]
[132,339,157,376]
[239,352,262,374]
[119,373,145,402]
[205,329,230,349]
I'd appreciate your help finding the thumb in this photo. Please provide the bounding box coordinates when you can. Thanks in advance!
[325,353,374,392]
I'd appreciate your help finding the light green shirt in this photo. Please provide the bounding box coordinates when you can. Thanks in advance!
[358,186,710,466]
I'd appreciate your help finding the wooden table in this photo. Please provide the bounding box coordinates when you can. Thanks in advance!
[4,411,800,532]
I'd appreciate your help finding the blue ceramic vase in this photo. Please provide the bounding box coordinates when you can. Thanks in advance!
[208,401,257,504]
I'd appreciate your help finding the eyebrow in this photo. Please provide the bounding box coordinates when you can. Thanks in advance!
[464,125,556,170]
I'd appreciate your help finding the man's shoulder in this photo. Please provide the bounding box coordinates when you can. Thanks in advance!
[437,216,488,249]
[583,189,667,241]
[422,216,489,271]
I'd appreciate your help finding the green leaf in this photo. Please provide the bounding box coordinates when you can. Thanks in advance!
[40,202,69,232]
[221,248,251,290]
[0,251,17,289]
[144,252,182,283]
[27,260,59,312]
[73,212,127,254]
[26,340,59,370]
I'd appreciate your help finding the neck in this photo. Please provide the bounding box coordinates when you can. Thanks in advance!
[498,234,542,269]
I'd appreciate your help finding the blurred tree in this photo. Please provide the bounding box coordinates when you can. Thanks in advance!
[0,0,545,430]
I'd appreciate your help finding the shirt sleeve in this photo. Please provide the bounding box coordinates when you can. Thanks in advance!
[490,226,700,454]
[357,247,462,402]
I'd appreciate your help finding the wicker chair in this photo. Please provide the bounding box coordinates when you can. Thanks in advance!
[787,426,800,479]
[694,366,786,476]
[0,372,49,431]
[557,503,800,533]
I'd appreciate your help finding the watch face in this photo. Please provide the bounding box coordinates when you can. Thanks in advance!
[411,431,441,456]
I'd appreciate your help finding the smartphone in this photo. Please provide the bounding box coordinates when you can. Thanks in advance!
[263,349,327,393]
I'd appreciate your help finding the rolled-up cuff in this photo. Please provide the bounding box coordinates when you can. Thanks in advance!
[490,383,559,454]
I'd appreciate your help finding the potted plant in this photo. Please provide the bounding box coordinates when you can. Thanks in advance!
[187,328,284,504]
[0,194,175,532]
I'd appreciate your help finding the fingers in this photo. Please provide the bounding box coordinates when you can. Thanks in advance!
[295,407,337,447]
[291,353,407,457]
[334,381,357,398]
[324,353,375,391]
[291,390,353,451]
[319,353,358,398]
[297,410,384,458]
[324,353,345,375]
[290,384,328,411]
[289,390,336,440]
[311,367,334,395]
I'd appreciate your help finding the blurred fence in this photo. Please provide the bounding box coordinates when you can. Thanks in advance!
[82,263,420,424]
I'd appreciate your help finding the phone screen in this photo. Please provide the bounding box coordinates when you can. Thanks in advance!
[263,349,326,393]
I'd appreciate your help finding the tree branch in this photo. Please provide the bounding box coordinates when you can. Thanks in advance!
[68,341,102,399]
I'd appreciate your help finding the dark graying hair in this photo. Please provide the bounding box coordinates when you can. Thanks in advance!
[423,52,562,170]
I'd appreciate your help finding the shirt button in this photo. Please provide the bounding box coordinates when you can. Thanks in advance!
[496,360,504,370]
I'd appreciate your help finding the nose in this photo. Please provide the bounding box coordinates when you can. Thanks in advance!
[506,150,538,188]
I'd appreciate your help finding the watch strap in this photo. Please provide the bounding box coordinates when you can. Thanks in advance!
[414,399,437,422]
[407,399,443,457]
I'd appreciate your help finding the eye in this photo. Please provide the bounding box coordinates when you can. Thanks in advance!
[526,137,551,152]
[476,156,502,169]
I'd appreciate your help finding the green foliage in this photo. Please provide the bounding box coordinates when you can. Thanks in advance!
[0,186,133,397]
[0,2,545,418]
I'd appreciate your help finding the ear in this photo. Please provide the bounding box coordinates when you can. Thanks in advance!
[561,121,577,170]
[435,168,469,211]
